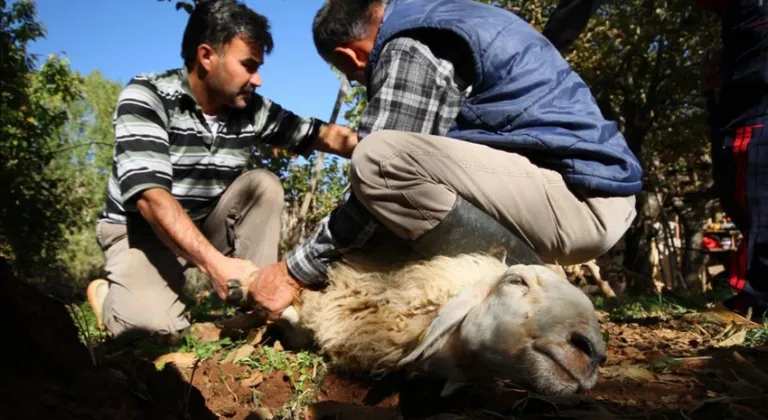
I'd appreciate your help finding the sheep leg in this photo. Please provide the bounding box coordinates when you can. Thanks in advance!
[584,260,616,298]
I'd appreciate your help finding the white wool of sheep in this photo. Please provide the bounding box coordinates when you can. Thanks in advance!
[293,253,509,375]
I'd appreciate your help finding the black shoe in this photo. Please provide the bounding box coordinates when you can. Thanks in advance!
[409,196,543,266]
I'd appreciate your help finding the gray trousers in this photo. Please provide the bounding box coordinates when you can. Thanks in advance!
[96,169,284,336]
[350,131,637,266]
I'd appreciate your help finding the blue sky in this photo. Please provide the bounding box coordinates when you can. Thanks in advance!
[28,0,350,125]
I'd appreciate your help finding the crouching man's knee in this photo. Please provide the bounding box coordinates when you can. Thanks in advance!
[349,130,408,193]
[100,249,191,338]
[553,194,637,266]
[349,130,456,240]
[236,168,285,208]
[102,291,191,338]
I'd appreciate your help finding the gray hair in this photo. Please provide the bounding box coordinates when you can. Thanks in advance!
[312,0,387,61]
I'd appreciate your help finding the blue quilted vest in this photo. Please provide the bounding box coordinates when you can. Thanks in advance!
[367,0,643,196]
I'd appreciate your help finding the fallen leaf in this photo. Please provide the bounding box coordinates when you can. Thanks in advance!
[241,371,264,388]
[246,327,266,345]
[623,347,644,360]
[645,350,667,364]
[714,328,747,348]
[602,365,656,382]
[224,344,255,364]
[189,322,221,342]
[154,352,197,370]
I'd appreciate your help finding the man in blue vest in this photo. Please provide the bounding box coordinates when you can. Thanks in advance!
[244,0,641,319]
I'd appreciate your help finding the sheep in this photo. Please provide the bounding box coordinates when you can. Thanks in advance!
[242,230,608,397]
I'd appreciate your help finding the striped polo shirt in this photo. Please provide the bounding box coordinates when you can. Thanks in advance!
[99,67,322,224]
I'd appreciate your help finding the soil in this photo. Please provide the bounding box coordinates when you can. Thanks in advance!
[2,258,767,420]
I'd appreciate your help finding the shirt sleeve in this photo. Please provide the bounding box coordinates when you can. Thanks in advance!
[112,78,173,211]
[249,94,325,157]
[357,36,467,139]
[285,192,383,285]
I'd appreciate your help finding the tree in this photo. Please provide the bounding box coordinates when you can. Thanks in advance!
[53,71,123,289]
[0,0,87,283]
[553,0,721,291]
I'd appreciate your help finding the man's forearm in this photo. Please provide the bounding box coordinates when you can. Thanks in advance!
[285,192,381,285]
[312,124,358,158]
[136,188,224,276]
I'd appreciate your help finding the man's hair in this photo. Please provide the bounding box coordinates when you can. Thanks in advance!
[181,0,274,69]
[312,0,387,61]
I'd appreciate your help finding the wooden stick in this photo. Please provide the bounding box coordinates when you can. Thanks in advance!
[732,351,768,389]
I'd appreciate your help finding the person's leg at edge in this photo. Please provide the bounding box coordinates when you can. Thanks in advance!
[709,0,768,323]
[713,122,768,323]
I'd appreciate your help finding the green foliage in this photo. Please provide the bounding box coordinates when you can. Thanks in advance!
[156,0,199,15]
[0,0,88,283]
[53,71,123,289]
[342,84,367,130]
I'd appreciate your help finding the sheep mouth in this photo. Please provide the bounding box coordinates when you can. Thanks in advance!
[533,345,593,393]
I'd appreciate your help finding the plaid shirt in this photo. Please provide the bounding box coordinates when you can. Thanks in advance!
[286,36,471,285]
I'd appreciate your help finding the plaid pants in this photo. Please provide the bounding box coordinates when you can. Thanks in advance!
[710,0,768,296]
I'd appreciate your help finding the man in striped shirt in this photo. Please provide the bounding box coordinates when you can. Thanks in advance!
[86,0,357,338]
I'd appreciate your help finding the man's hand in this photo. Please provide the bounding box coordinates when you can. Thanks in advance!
[207,255,259,301]
[314,124,358,158]
[247,260,303,321]
[136,188,259,302]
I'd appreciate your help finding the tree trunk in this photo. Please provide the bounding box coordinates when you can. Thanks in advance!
[290,78,349,247]
[622,191,653,290]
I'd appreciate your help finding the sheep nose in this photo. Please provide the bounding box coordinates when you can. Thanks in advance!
[570,331,607,369]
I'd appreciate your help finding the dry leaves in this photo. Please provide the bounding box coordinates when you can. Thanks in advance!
[153,352,197,370]
[189,322,222,342]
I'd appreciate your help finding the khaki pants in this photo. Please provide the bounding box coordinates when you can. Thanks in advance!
[349,131,637,266]
[96,169,284,336]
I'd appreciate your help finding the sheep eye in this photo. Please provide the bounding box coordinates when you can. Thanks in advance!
[502,272,528,286]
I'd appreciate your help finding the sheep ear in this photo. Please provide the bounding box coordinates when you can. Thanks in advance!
[397,274,499,368]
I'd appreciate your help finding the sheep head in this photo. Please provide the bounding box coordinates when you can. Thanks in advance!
[397,263,605,396]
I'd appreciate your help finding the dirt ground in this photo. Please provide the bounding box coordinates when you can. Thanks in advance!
[1,265,767,420]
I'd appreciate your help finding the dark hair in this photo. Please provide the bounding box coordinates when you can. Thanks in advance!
[312,0,386,61]
[181,0,274,69]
